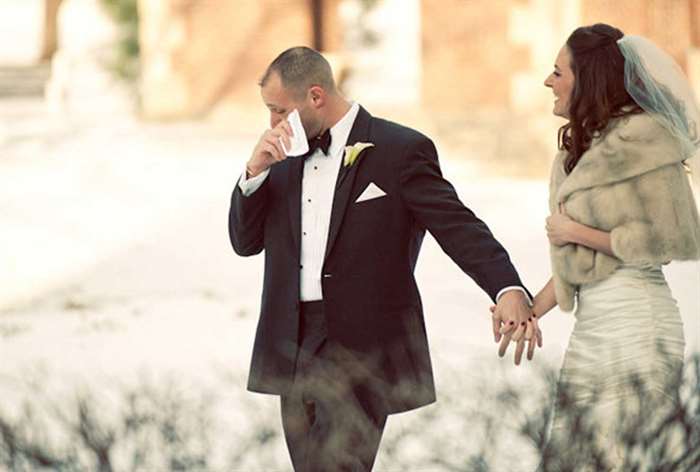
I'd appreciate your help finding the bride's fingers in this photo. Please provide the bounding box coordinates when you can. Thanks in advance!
[511,321,526,341]
[514,338,526,365]
[525,318,534,340]
[499,320,516,335]
[529,316,543,346]
[498,333,511,357]
[527,336,536,361]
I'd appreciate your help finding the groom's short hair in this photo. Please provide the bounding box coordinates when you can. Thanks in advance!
[259,46,336,98]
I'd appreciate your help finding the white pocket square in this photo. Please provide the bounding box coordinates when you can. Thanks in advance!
[355,182,387,203]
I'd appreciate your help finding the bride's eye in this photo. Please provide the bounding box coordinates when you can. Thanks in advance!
[553,71,561,77]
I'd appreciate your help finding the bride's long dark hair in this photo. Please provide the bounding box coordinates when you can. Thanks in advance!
[560,23,643,174]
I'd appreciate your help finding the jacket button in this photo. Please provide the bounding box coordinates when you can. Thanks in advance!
[323,273,332,279]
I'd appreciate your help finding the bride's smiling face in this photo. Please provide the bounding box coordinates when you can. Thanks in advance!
[544,46,575,118]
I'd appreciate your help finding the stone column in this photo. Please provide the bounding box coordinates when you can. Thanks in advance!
[137,0,189,119]
[40,0,64,62]
[45,0,130,118]
[687,0,700,97]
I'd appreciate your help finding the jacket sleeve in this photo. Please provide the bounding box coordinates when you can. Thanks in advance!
[228,175,269,256]
[397,136,528,302]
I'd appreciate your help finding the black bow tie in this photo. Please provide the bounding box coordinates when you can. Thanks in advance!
[301,129,331,158]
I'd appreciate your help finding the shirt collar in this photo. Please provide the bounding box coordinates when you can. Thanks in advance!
[328,102,360,157]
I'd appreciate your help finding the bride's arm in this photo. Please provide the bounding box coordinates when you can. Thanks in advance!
[546,209,615,257]
[567,221,614,256]
[532,277,557,319]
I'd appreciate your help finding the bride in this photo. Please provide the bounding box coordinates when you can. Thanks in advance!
[534,23,700,469]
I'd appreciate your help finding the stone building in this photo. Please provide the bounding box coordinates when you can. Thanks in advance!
[138,0,345,119]
[423,0,700,112]
[2,1,698,119]
[136,0,700,119]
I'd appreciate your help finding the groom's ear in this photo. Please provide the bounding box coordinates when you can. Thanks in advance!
[308,85,326,109]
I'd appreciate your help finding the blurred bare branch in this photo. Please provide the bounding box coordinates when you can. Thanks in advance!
[0,353,697,471]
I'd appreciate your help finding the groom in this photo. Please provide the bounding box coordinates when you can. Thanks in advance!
[229,46,534,470]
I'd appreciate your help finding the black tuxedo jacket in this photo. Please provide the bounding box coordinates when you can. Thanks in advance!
[229,106,526,414]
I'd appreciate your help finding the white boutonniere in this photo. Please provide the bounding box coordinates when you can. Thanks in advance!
[343,142,374,167]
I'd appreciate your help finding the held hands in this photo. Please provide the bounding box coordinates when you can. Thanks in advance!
[246,119,294,177]
[546,203,577,246]
[490,291,543,365]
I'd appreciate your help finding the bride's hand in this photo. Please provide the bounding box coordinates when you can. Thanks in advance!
[490,306,543,363]
[526,309,544,361]
[520,310,543,362]
[546,212,576,246]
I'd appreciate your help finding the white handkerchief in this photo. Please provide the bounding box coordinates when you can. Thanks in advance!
[355,182,387,203]
[280,109,309,157]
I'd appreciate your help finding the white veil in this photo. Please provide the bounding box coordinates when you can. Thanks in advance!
[617,35,700,166]
[617,35,700,284]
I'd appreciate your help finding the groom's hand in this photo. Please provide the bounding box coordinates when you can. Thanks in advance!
[491,290,535,365]
[247,120,294,177]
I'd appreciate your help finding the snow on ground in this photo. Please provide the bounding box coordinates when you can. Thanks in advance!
[1,98,698,470]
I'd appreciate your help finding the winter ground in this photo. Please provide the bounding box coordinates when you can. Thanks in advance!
[1,97,698,471]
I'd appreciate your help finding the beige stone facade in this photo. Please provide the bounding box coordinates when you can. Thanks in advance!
[134,0,700,119]
[421,0,700,113]
[581,0,695,67]
[138,0,343,119]
[420,0,529,110]
[581,0,700,110]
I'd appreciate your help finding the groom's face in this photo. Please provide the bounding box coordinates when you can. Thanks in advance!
[261,71,324,138]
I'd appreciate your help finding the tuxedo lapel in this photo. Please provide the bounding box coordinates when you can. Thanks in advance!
[287,157,304,253]
[324,106,373,261]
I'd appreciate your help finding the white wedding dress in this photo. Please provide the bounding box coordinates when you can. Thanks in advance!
[549,262,685,470]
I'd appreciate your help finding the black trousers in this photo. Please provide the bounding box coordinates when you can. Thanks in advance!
[280,301,388,472]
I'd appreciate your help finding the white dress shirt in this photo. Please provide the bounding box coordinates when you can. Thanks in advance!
[239,102,360,301]
[238,102,530,305]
